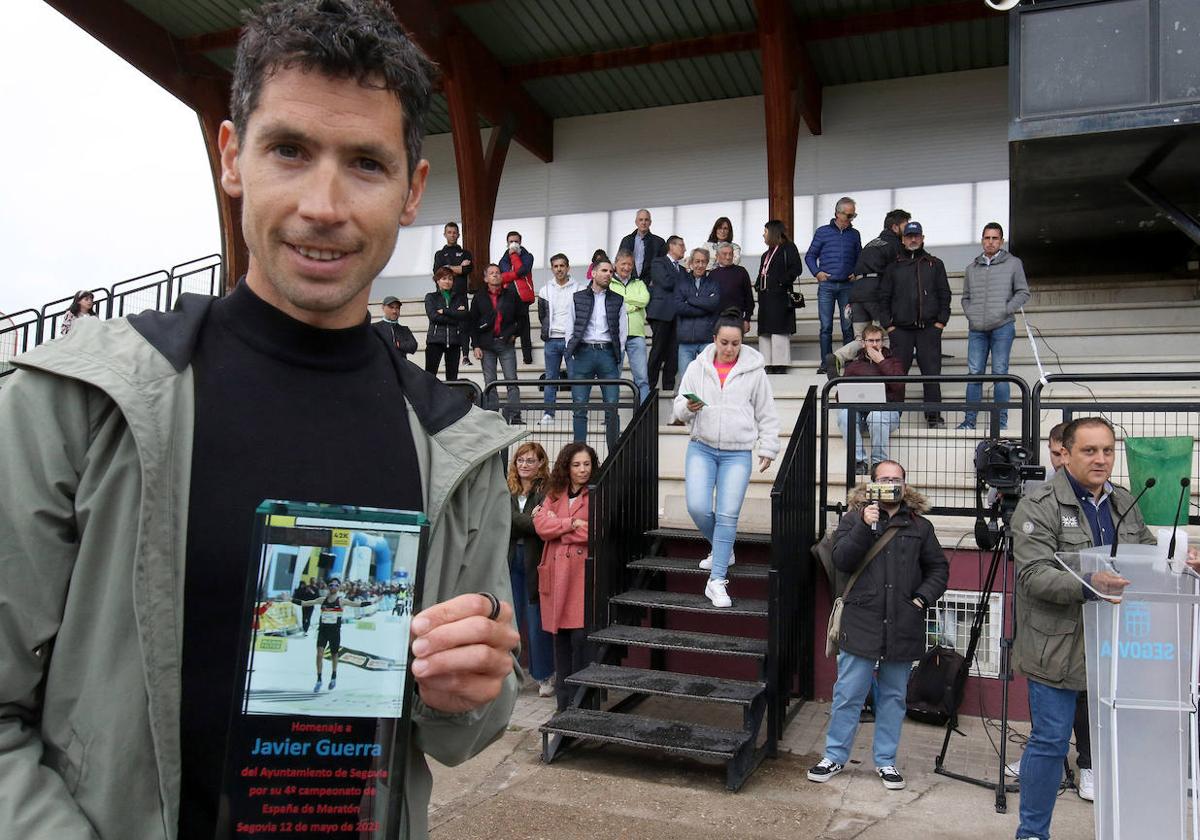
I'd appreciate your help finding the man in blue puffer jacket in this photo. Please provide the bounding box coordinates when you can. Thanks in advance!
[806,197,863,372]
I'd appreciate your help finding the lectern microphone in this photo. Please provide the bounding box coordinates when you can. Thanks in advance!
[1167,477,1191,560]
[1110,477,1155,558]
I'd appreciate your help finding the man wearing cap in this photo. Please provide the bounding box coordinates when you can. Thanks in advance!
[374,295,418,358]
[879,221,952,429]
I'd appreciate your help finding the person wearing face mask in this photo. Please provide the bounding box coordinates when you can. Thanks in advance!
[534,442,598,711]
[672,309,780,608]
[878,221,952,429]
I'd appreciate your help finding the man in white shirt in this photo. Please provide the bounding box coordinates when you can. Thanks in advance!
[565,260,628,450]
[536,253,582,425]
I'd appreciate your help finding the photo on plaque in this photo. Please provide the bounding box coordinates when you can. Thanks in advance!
[241,503,425,719]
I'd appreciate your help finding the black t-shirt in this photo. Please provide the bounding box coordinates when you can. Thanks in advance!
[178,281,424,837]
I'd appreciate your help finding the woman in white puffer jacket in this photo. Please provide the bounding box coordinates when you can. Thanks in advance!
[672,308,780,607]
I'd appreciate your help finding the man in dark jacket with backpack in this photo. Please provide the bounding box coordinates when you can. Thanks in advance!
[879,221,952,428]
[808,460,948,791]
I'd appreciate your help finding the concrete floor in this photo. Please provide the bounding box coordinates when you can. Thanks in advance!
[426,681,1098,840]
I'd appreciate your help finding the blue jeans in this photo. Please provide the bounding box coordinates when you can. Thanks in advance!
[817,279,854,360]
[509,545,555,681]
[1017,680,1077,840]
[542,338,572,416]
[571,344,621,449]
[684,441,751,581]
[837,409,900,466]
[963,320,1015,428]
[625,335,650,403]
[677,342,705,375]
[824,652,911,766]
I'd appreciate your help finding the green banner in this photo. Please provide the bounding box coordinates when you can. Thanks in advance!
[1125,436,1194,526]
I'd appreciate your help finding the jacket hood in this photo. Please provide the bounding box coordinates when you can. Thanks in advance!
[846,483,930,515]
[700,341,765,375]
[973,249,1010,266]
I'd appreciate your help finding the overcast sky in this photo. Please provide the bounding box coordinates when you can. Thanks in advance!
[0,0,220,317]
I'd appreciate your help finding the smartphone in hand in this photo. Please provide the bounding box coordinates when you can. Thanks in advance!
[683,392,706,406]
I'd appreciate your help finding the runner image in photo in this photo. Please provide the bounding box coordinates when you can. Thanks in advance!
[301,578,372,693]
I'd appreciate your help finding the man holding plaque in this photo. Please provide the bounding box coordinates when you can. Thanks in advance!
[0,2,522,838]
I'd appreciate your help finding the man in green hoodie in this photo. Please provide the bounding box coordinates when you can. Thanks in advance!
[0,2,522,838]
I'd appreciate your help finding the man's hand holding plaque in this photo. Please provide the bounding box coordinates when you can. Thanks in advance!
[410,593,520,714]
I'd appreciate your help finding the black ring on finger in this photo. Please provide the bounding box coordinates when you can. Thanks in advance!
[478,591,501,621]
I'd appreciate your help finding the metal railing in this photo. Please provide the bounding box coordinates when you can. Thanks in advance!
[1032,372,1200,524]
[0,254,225,379]
[767,384,818,755]
[586,387,659,632]
[819,374,1033,520]
[480,377,641,464]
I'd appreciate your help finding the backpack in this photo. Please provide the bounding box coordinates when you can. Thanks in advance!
[905,643,965,726]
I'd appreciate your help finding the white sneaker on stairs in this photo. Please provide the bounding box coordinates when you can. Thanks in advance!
[704,579,732,608]
[698,552,735,571]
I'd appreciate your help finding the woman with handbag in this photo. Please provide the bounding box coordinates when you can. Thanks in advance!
[424,266,470,380]
[807,460,948,791]
[755,219,804,374]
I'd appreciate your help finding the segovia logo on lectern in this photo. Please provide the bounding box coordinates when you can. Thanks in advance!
[1124,602,1151,639]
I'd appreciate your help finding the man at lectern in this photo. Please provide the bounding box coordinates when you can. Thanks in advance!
[1009,417,1155,840]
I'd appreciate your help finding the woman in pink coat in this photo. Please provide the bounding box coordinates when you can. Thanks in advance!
[534,442,598,711]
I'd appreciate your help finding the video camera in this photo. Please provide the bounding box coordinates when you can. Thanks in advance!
[974,439,1044,494]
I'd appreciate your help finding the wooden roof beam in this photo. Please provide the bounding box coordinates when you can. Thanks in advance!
[507,31,759,84]
[504,1,996,82]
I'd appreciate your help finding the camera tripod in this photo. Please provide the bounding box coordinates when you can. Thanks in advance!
[933,488,1020,813]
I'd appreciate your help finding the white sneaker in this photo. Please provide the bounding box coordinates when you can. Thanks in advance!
[1077,767,1094,801]
[704,579,732,608]
[537,413,554,426]
[698,552,735,571]
[537,677,555,698]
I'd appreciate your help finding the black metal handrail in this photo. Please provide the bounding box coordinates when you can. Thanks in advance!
[0,309,41,374]
[818,374,1034,520]
[767,384,817,755]
[0,256,223,380]
[586,387,659,632]
[1032,372,1200,524]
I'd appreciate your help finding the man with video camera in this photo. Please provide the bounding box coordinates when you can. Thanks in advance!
[1010,417,1154,840]
[808,460,948,791]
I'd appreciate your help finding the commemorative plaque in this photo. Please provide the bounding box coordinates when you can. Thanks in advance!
[215,501,428,838]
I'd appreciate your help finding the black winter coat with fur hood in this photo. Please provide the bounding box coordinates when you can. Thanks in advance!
[832,485,949,661]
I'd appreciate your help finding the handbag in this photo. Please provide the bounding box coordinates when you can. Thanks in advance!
[825,526,897,657]
[788,290,805,309]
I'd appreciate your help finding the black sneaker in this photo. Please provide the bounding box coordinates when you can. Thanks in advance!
[855,460,869,476]
[877,765,906,790]
[823,353,840,380]
[807,758,844,783]
[927,416,946,429]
